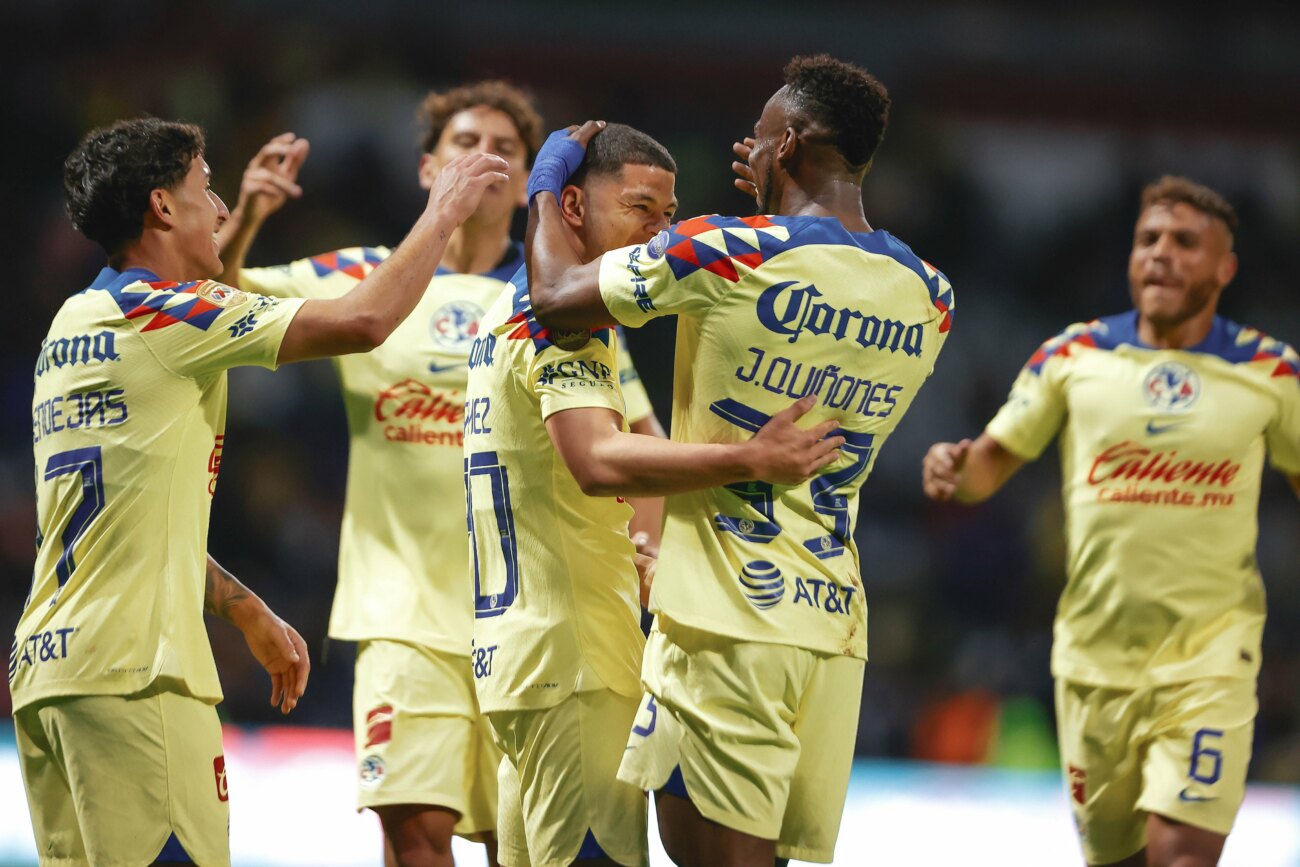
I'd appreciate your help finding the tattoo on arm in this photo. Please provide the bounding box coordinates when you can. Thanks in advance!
[205,556,253,621]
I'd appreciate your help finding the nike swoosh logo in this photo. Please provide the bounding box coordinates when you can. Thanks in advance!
[1178,787,1218,803]
[1146,420,1188,435]
[428,361,466,373]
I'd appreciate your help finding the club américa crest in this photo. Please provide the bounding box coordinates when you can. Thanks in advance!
[1142,362,1200,412]
[429,301,483,349]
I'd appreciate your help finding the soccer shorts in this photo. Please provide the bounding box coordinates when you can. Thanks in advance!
[618,618,864,864]
[353,639,499,837]
[490,688,648,867]
[14,683,229,866]
[1056,676,1256,864]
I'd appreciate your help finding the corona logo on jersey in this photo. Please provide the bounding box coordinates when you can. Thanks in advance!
[373,379,465,446]
[738,561,785,609]
[1143,362,1201,411]
[428,301,483,349]
[756,280,925,357]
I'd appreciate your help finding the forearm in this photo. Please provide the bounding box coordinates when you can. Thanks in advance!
[953,433,1025,503]
[582,432,757,497]
[204,554,268,628]
[526,194,608,332]
[276,210,456,362]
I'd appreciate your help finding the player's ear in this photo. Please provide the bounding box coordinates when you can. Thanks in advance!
[560,184,585,229]
[417,153,436,192]
[148,188,175,228]
[1217,250,1239,289]
[776,126,798,164]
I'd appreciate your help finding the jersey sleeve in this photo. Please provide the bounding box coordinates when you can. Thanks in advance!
[125,280,305,378]
[241,246,390,300]
[597,217,744,327]
[1264,345,1300,474]
[614,327,654,425]
[528,329,627,421]
[984,336,1070,460]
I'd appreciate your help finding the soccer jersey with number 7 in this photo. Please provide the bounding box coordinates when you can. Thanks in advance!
[12,267,304,711]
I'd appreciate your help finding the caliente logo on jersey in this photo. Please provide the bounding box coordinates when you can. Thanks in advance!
[1143,362,1200,412]
[429,301,483,349]
[738,560,785,609]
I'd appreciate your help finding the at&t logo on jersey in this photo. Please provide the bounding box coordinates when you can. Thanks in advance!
[1143,362,1200,412]
[738,561,785,609]
[429,301,483,349]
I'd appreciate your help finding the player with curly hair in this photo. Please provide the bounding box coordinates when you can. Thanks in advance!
[524,55,955,866]
[13,116,504,867]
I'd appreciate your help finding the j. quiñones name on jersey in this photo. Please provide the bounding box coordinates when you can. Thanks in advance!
[13,267,304,708]
[597,215,954,659]
[986,312,1300,687]
[463,268,644,713]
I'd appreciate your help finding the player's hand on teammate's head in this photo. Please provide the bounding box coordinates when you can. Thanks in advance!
[748,395,846,485]
[526,121,605,203]
[921,439,972,502]
[426,152,512,227]
[239,609,311,714]
[732,137,759,203]
[234,132,310,224]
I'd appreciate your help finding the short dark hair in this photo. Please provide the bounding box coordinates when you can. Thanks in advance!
[1140,175,1239,235]
[418,80,544,166]
[64,117,205,255]
[783,54,890,170]
[567,123,676,189]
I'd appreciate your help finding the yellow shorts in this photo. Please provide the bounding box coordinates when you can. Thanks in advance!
[617,619,864,864]
[353,639,499,837]
[14,684,230,866]
[490,688,648,867]
[1056,676,1256,864]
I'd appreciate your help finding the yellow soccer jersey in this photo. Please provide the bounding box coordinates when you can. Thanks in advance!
[243,245,652,654]
[598,215,954,659]
[464,269,643,713]
[11,267,304,710]
[986,312,1300,687]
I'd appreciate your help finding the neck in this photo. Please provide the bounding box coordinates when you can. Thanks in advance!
[111,235,203,283]
[440,215,512,275]
[1137,308,1217,350]
[775,173,871,232]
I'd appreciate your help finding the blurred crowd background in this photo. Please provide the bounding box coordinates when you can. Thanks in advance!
[4,1,1299,782]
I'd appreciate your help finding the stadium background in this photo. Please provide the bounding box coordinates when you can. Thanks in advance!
[2,1,1298,863]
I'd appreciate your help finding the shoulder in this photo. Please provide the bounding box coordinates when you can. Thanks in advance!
[303,245,389,279]
[1204,317,1300,380]
[1023,316,1121,374]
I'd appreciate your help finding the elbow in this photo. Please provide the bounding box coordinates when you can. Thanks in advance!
[352,313,392,353]
[567,460,624,498]
[531,280,580,333]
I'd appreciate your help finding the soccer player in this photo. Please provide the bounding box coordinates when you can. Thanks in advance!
[466,122,845,867]
[523,55,954,867]
[12,117,506,866]
[214,83,664,867]
[922,177,1300,867]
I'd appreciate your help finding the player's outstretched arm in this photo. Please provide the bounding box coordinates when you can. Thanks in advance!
[546,395,844,498]
[205,555,310,714]
[525,122,615,333]
[922,432,1026,504]
[276,152,509,364]
[215,133,311,287]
